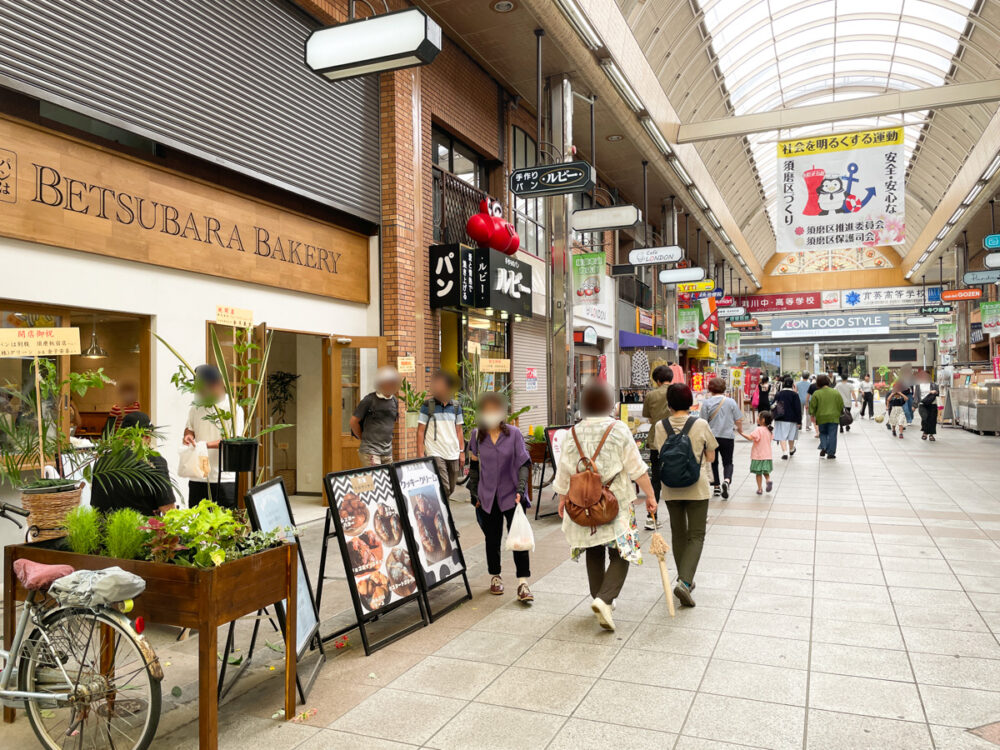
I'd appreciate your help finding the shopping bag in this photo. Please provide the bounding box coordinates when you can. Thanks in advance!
[178,441,210,480]
[505,503,535,552]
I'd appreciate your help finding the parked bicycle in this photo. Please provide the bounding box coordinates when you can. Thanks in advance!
[0,502,163,750]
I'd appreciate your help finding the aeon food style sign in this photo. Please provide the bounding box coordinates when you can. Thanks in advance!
[771,313,890,338]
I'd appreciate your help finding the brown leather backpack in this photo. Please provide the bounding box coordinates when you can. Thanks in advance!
[564,423,620,534]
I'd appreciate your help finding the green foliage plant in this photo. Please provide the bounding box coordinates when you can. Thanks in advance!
[400,378,427,413]
[267,371,300,423]
[103,508,148,560]
[457,353,531,435]
[64,506,102,555]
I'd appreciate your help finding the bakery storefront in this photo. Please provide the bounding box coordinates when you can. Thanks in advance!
[0,115,382,505]
[430,244,533,392]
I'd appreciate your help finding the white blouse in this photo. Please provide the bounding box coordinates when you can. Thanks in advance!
[553,417,648,551]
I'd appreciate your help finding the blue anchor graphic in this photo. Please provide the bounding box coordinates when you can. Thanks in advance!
[840,162,876,213]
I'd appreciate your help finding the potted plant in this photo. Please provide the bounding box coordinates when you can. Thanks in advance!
[456,353,529,438]
[156,327,291,474]
[0,360,169,540]
[267,370,299,492]
[525,424,547,463]
[400,377,426,429]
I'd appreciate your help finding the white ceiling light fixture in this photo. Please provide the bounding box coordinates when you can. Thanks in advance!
[659,267,707,284]
[948,206,966,224]
[306,6,442,82]
[919,252,930,262]
[983,154,1000,181]
[668,157,693,187]
[599,58,643,112]
[554,0,603,51]
[928,240,940,252]
[689,187,708,210]
[718,229,731,244]
[640,116,672,156]
[936,225,950,240]
[963,182,984,205]
[705,210,720,228]
[492,1,516,12]
[572,204,641,232]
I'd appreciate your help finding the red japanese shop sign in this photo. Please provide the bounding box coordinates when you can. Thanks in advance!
[735,292,824,312]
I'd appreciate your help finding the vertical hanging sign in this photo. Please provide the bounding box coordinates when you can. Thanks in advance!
[776,127,905,253]
[677,308,700,349]
[725,331,741,360]
[572,252,606,305]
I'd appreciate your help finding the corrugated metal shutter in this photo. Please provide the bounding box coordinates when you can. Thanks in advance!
[0,0,380,223]
[512,316,548,429]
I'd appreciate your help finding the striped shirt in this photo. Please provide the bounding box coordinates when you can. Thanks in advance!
[109,401,141,427]
[418,399,463,460]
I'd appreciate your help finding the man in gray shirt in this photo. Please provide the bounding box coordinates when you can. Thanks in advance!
[350,367,401,465]
[795,373,812,431]
[701,377,743,499]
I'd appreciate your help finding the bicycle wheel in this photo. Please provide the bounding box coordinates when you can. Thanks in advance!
[530,461,553,490]
[19,607,161,750]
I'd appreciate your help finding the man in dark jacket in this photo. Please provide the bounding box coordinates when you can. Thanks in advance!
[90,412,175,515]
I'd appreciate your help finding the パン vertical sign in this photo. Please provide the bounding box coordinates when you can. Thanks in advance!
[776,127,905,253]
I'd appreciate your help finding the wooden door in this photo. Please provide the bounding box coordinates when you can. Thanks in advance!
[325,336,388,475]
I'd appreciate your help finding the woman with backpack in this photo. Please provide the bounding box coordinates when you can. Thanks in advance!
[771,377,802,459]
[554,382,656,632]
[648,383,718,608]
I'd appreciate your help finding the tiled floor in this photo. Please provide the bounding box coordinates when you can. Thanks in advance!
[6,418,1000,749]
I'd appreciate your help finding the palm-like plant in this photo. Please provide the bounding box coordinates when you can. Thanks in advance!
[0,359,169,493]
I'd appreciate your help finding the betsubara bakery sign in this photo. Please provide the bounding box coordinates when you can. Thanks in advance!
[0,115,369,303]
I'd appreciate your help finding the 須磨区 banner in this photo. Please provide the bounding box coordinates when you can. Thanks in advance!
[776,127,905,253]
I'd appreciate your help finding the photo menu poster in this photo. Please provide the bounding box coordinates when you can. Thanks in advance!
[327,467,418,617]
[394,459,464,589]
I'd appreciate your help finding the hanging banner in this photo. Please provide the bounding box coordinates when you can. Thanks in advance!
[937,323,957,350]
[776,126,905,252]
[725,331,740,359]
[572,252,606,305]
[678,308,700,349]
[636,308,654,336]
[981,301,1000,338]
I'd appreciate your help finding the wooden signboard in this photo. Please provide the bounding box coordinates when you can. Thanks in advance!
[0,115,370,303]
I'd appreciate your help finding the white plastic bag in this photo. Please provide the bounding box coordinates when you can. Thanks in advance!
[505,503,535,552]
[178,441,210,480]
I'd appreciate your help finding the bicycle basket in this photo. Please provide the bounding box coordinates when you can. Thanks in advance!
[48,566,145,608]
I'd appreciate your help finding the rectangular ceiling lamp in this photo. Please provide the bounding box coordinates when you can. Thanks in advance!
[659,267,706,284]
[572,204,641,232]
[948,206,966,223]
[983,154,1000,181]
[704,209,721,228]
[964,182,984,205]
[669,157,692,186]
[554,0,603,50]
[936,225,949,240]
[599,59,643,112]
[689,187,708,210]
[640,116,672,155]
[718,229,731,244]
[306,8,442,81]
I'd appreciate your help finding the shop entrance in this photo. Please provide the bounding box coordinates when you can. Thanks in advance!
[821,348,868,379]
[207,323,387,506]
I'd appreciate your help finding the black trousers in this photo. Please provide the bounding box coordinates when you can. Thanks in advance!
[860,392,874,417]
[649,449,661,502]
[188,481,237,509]
[711,437,735,486]
[476,500,530,578]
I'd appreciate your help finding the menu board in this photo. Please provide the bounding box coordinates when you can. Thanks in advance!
[326,467,418,616]
[393,459,464,589]
[544,425,574,471]
[244,478,319,657]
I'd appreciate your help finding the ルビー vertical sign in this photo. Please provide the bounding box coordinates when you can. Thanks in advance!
[776,127,905,253]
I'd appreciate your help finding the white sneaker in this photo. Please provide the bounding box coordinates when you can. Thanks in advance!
[644,517,657,531]
[590,597,616,631]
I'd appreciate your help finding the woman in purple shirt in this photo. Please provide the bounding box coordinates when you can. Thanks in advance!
[468,392,533,602]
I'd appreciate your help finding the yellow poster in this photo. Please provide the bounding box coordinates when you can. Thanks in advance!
[0,327,81,357]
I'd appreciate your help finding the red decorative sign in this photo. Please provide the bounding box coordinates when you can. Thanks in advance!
[717,295,734,307]
[940,288,983,301]
[466,198,520,255]
[735,292,823,312]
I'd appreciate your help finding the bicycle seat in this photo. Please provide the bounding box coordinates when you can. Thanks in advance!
[13,559,74,591]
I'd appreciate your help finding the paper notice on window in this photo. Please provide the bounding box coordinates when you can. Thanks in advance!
[215,305,253,328]
[0,327,81,357]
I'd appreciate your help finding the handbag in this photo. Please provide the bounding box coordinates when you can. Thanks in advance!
[839,407,854,427]
[564,424,620,534]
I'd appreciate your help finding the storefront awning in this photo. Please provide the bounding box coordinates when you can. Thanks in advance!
[618,330,677,350]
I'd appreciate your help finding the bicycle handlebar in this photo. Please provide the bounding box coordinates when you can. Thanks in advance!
[1,502,30,517]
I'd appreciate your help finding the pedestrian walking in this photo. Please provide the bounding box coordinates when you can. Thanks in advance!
[887,381,908,439]
[754,374,773,418]
[648,383,718,608]
[918,375,939,441]
[700,377,743,500]
[795,372,812,431]
[466,393,533,601]
[772,377,801,459]
[738,411,774,495]
[808,374,844,459]
[416,370,465,499]
[350,366,401,467]
[859,374,875,419]
[554,382,656,631]
[641,365,673,529]
[836,376,855,433]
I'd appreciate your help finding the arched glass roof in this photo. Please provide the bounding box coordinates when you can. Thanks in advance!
[697,0,977,231]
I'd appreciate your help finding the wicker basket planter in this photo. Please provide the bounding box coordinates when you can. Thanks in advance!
[527,440,548,464]
[20,482,83,541]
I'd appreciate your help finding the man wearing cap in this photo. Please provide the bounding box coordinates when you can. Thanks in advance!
[182,364,244,508]
[350,366,401,466]
[91,411,175,515]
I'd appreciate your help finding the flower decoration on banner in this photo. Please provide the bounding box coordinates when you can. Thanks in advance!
[466,197,520,255]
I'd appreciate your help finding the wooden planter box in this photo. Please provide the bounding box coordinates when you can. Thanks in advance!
[3,542,298,750]
[527,440,548,464]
